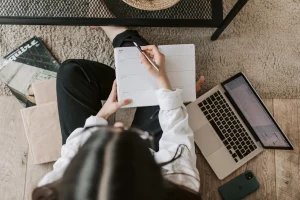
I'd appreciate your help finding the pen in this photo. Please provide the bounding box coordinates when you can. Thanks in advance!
[133,42,160,72]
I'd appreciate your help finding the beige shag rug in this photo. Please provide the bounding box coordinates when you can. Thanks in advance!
[0,0,299,99]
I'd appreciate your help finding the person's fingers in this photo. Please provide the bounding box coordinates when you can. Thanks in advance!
[141,45,155,51]
[139,53,158,76]
[141,45,160,54]
[196,76,205,92]
[141,46,165,66]
[115,99,132,108]
[139,52,153,70]
[140,51,155,61]
[199,76,205,85]
[156,52,164,61]
[114,122,124,128]
[143,50,155,57]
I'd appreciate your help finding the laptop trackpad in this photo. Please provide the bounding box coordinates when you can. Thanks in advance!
[194,124,222,157]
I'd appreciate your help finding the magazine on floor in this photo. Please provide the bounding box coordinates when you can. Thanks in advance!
[4,36,60,72]
[0,58,57,107]
[0,36,59,107]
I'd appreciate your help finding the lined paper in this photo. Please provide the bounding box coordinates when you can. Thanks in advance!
[115,44,196,108]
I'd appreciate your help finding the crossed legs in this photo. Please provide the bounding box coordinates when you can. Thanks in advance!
[57,27,162,151]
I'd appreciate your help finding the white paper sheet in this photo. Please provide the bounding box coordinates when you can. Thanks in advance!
[0,58,57,96]
[115,44,196,108]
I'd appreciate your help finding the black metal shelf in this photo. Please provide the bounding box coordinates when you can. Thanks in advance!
[0,17,221,27]
[0,0,249,40]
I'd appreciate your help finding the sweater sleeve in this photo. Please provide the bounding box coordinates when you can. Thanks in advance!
[153,88,200,192]
[38,116,108,187]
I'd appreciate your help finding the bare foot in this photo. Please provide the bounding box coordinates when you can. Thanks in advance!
[91,26,128,42]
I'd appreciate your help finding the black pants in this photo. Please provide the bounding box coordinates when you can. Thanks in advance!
[56,30,162,151]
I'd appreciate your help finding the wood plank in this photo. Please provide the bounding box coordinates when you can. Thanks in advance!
[244,99,276,200]
[197,144,248,200]
[24,148,54,200]
[0,97,28,200]
[274,99,300,200]
[197,153,221,199]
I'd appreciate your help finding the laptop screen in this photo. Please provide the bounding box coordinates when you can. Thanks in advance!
[223,75,291,148]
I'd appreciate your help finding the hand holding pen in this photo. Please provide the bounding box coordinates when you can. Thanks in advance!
[133,42,160,71]
[137,44,172,90]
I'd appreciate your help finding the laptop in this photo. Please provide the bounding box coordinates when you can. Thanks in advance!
[187,72,293,180]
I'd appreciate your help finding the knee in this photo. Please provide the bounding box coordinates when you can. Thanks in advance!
[57,59,81,87]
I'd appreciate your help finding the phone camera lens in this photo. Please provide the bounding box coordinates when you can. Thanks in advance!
[245,172,253,180]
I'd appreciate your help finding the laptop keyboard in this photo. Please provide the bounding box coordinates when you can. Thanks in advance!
[198,91,257,163]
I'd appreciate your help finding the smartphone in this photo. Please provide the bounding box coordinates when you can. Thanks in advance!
[218,170,260,200]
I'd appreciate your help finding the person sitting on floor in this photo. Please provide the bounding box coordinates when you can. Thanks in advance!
[32,26,205,200]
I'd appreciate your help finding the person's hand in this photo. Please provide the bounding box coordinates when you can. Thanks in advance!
[97,80,131,120]
[196,76,205,93]
[139,45,172,90]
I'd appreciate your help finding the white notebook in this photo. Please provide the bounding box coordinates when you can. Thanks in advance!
[114,44,196,108]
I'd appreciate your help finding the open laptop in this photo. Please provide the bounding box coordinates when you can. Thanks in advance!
[187,72,293,180]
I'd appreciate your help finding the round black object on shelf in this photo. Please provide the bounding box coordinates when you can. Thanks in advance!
[103,0,213,20]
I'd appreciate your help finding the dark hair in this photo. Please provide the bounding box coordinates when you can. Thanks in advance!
[32,127,201,200]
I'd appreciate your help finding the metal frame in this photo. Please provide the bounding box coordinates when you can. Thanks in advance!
[212,0,249,40]
[0,17,221,27]
[0,0,249,41]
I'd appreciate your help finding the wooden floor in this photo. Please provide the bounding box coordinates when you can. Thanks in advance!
[0,97,299,200]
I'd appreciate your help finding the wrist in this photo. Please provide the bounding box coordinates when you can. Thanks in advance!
[97,110,109,120]
[156,75,172,90]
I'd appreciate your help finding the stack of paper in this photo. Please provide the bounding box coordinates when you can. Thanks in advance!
[20,79,61,165]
